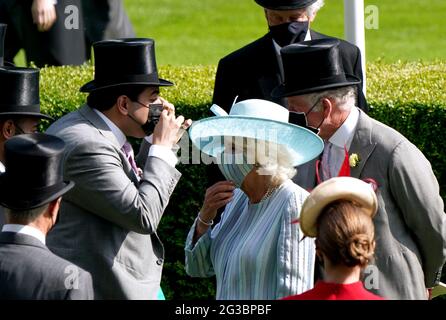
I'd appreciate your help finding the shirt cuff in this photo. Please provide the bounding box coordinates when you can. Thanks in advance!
[149,144,178,167]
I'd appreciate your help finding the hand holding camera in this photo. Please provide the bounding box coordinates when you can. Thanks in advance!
[151,98,192,148]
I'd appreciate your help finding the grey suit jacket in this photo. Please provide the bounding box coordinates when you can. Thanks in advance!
[0,232,93,300]
[294,110,446,300]
[45,104,182,299]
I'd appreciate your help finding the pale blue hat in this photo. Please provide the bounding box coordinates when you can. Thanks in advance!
[188,99,324,166]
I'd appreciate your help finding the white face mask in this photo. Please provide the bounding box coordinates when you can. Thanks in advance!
[217,152,254,188]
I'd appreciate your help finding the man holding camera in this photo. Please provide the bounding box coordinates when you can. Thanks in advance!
[46,38,191,299]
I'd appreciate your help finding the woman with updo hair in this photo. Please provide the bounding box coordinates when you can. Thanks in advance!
[284,177,384,300]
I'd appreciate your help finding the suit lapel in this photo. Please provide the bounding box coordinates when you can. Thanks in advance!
[79,104,121,149]
[309,30,326,40]
[349,110,377,178]
[78,104,140,184]
[257,34,285,106]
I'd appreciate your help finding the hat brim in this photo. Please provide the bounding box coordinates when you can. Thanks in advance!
[0,180,74,210]
[272,75,361,98]
[80,78,174,93]
[254,0,318,10]
[0,111,53,121]
[299,177,378,238]
[189,115,324,167]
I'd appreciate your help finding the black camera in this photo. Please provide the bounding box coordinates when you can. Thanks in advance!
[141,103,164,135]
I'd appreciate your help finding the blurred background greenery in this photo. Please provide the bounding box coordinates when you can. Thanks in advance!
[13,0,446,66]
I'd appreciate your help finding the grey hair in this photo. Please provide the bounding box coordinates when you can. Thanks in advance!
[305,86,357,112]
[243,139,297,185]
[6,204,49,224]
[306,0,325,18]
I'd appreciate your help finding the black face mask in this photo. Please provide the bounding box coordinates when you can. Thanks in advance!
[129,103,164,136]
[269,21,309,47]
[288,99,324,134]
[289,111,320,134]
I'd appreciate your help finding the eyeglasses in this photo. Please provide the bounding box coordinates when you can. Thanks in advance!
[13,121,37,134]
[288,98,324,134]
[134,100,150,109]
[133,100,165,127]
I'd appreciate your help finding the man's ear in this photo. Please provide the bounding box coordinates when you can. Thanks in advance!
[116,95,130,116]
[1,120,16,139]
[321,98,332,119]
[47,197,62,225]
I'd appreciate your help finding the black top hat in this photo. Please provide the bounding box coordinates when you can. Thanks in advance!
[254,0,318,10]
[1,23,6,66]
[271,39,361,98]
[0,66,52,120]
[80,38,173,93]
[0,133,74,210]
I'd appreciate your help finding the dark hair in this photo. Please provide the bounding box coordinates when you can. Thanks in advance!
[315,200,375,268]
[5,203,50,224]
[87,85,148,111]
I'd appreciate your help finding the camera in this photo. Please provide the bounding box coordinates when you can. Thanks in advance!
[141,103,164,135]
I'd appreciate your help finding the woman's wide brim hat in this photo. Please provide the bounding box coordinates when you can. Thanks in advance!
[299,177,378,238]
[272,38,361,98]
[0,66,52,120]
[0,133,74,210]
[80,38,173,93]
[255,0,318,10]
[188,99,324,167]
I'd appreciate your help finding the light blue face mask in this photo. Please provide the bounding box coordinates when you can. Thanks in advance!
[217,152,254,188]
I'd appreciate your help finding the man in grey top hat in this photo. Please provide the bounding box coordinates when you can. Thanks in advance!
[46,38,192,299]
[0,67,52,227]
[0,133,93,299]
[272,38,446,300]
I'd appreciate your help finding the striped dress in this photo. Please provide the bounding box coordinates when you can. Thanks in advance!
[185,179,315,300]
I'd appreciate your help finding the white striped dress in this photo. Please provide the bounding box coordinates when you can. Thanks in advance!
[185,179,315,300]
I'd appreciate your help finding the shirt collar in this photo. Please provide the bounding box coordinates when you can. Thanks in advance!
[0,161,4,173]
[93,109,127,148]
[2,224,46,245]
[329,106,360,149]
[273,29,312,53]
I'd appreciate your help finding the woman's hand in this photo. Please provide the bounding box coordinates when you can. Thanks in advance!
[192,181,235,244]
[199,181,235,224]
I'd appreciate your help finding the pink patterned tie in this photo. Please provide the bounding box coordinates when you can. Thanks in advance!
[121,141,142,178]
[320,141,332,181]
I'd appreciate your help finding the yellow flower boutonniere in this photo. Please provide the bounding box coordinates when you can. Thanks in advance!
[349,153,361,168]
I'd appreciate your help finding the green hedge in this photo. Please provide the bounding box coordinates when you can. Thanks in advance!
[39,62,446,299]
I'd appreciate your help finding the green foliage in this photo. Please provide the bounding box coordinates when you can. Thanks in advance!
[14,0,446,66]
[39,61,446,299]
